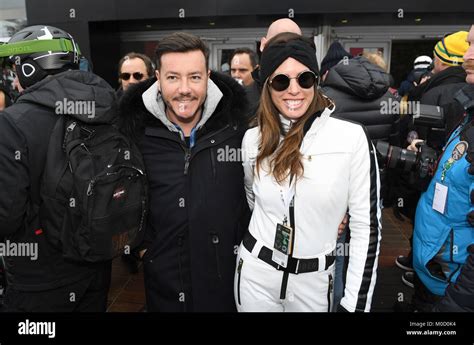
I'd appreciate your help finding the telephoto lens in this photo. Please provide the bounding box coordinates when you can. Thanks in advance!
[376,141,418,171]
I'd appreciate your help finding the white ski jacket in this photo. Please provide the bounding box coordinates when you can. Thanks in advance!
[242,107,382,312]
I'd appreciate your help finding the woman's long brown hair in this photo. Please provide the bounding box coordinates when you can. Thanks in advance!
[255,33,330,184]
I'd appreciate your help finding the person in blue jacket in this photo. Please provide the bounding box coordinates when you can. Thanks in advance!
[412,25,474,311]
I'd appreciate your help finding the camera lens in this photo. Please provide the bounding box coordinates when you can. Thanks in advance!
[376,141,418,171]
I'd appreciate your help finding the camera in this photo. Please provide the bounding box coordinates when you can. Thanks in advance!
[376,103,442,180]
[376,141,437,181]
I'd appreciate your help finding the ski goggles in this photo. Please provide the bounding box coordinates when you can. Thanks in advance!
[0,38,80,66]
[119,72,145,81]
[268,70,319,92]
[0,38,80,58]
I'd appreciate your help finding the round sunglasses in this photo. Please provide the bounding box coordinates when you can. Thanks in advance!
[119,72,145,81]
[269,70,319,92]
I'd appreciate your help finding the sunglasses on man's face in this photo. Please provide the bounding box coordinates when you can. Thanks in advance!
[120,72,145,81]
[269,70,319,92]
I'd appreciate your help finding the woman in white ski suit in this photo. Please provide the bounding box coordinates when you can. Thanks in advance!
[235,33,382,312]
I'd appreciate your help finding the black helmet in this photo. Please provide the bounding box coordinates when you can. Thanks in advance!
[0,25,81,88]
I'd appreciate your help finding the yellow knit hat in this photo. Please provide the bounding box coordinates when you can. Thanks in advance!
[433,31,469,66]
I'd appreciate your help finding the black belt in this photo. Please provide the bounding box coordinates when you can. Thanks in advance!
[243,231,336,274]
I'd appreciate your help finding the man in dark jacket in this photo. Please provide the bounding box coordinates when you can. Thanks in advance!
[408,31,469,151]
[398,55,432,97]
[119,32,250,312]
[0,26,113,311]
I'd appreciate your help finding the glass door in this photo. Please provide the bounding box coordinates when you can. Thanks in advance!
[209,42,257,72]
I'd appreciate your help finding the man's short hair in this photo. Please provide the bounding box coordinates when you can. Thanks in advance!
[155,32,210,70]
[118,52,155,77]
[229,48,259,69]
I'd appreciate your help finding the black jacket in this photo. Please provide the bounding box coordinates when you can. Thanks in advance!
[322,56,400,146]
[408,66,467,150]
[0,70,116,291]
[433,245,474,312]
[119,72,251,312]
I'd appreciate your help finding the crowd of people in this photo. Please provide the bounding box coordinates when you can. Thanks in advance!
[0,18,473,313]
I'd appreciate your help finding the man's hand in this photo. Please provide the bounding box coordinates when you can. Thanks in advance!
[338,213,349,238]
[407,139,425,152]
[414,76,431,87]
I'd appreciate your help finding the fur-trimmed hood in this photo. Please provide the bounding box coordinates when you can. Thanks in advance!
[118,71,249,140]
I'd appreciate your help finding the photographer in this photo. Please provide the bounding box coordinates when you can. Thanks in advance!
[412,25,474,312]
[408,31,469,152]
[393,31,470,286]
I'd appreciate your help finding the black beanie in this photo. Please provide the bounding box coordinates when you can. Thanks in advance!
[259,37,319,85]
[320,42,352,76]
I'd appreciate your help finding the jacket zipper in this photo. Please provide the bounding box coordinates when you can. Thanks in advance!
[62,121,77,151]
[211,233,222,280]
[137,199,146,233]
[327,273,333,312]
[187,124,232,157]
[449,229,454,262]
[183,147,191,175]
[210,148,216,180]
[237,258,243,305]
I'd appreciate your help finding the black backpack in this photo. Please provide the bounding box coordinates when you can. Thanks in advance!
[39,112,147,263]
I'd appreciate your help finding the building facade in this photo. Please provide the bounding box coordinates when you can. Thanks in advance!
[24,0,474,88]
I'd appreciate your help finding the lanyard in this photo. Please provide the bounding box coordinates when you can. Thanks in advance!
[279,181,296,225]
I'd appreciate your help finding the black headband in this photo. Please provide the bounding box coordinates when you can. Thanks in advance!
[260,38,319,85]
